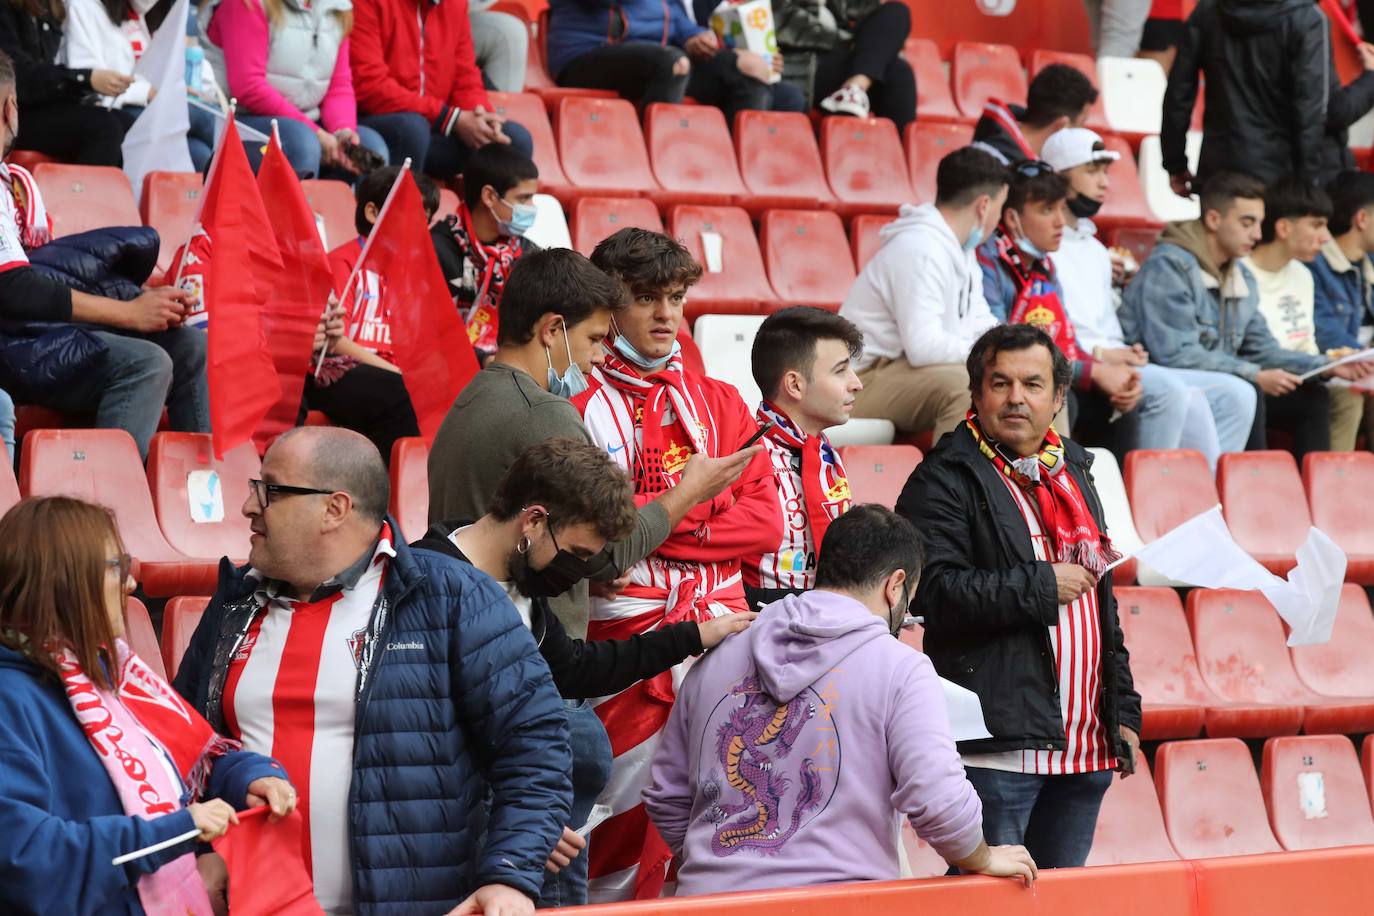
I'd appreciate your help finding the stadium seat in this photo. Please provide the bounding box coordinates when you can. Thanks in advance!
[556,97,660,198]
[0,452,18,516]
[677,325,706,377]
[644,103,747,207]
[735,111,836,213]
[1113,587,1209,739]
[8,149,55,172]
[389,438,430,543]
[1156,737,1283,858]
[850,213,894,270]
[145,432,257,564]
[1085,448,1143,585]
[669,205,775,320]
[1087,754,1179,865]
[1291,584,1374,699]
[487,91,573,200]
[1028,50,1110,133]
[836,445,922,510]
[950,41,1027,121]
[1096,134,1162,231]
[904,39,967,124]
[1138,133,1202,223]
[1108,226,1160,269]
[1303,451,1374,583]
[524,193,573,250]
[1123,448,1216,587]
[825,419,897,447]
[693,314,766,406]
[821,116,915,217]
[1262,735,1374,850]
[141,171,203,276]
[905,121,974,203]
[760,209,855,308]
[34,163,140,238]
[1218,450,1309,576]
[527,11,617,110]
[571,197,664,256]
[20,429,218,597]
[1364,734,1374,817]
[1098,56,1167,138]
[162,595,209,680]
[301,179,357,251]
[124,597,168,681]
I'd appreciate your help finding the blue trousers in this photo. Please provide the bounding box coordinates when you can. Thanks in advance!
[961,767,1114,869]
[358,111,532,180]
[237,116,389,181]
[536,699,613,907]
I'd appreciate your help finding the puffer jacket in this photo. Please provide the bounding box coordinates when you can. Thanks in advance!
[26,226,159,300]
[172,528,573,913]
[1308,237,1374,352]
[546,0,705,77]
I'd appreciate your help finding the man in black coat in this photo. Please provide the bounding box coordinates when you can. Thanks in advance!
[895,323,1141,870]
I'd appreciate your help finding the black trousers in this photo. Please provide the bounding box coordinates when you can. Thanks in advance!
[303,365,419,467]
[1067,388,1141,466]
[811,1,916,131]
[13,100,126,166]
[558,41,691,108]
[1251,381,1331,464]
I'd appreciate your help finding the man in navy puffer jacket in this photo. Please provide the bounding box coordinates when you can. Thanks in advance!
[173,426,571,916]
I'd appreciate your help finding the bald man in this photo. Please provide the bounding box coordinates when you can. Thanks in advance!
[173,427,571,916]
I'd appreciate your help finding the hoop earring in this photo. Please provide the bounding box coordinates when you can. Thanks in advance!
[517,536,531,554]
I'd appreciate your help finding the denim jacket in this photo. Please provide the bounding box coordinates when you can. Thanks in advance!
[1308,239,1374,352]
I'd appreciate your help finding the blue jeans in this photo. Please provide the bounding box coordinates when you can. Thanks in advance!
[0,386,13,461]
[358,111,533,179]
[237,116,389,181]
[962,767,1113,869]
[537,699,612,908]
[1135,364,1257,466]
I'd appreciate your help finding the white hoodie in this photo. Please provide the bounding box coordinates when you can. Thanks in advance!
[840,203,998,370]
[1053,215,1125,352]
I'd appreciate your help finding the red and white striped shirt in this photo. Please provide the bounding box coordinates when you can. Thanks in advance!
[962,474,1114,776]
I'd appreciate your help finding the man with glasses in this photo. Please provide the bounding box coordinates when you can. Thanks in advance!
[173,425,571,916]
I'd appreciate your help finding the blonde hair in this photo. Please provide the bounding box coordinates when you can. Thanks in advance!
[253,0,352,34]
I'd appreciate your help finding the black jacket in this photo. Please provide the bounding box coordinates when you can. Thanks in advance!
[414,521,705,700]
[0,2,94,106]
[894,423,1141,757]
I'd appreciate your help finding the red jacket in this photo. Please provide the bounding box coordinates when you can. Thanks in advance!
[349,0,490,132]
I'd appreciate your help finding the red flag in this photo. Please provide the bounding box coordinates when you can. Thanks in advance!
[210,806,323,915]
[352,171,478,442]
[255,127,335,450]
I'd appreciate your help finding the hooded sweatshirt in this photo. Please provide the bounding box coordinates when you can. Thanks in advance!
[643,590,984,896]
[1053,214,1127,353]
[840,203,999,371]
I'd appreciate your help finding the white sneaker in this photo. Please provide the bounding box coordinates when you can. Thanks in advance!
[819,84,870,118]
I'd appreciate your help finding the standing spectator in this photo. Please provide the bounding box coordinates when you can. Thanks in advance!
[644,504,1039,895]
[1138,0,1186,72]
[174,426,573,915]
[840,147,1006,445]
[743,306,862,610]
[470,0,527,93]
[896,323,1142,870]
[0,386,12,459]
[350,0,531,181]
[0,496,296,915]
[1082,0,1150,58]
[1311,171,1374,356]
[971,63,1098,167]
[772,0,916,131]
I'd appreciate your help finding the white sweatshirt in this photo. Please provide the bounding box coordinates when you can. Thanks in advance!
[840,203,998,370]
[1053,215,1125,352]
[60,0,155,110]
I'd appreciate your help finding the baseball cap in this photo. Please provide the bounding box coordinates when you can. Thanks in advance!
[1042,128,1121,172]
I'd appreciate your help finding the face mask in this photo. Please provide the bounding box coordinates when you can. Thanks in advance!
[1015,233,1047,261]
[546,317,588,398]
[513,524,589,598]
[1068,195,1103,219]
[963,224,985,252]
[4,101,16,157]
[887,580,911,638]
[613,334,679,372]
[492,198,537,238]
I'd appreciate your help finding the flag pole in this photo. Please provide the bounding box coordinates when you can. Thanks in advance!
[172,100,236,288]
[112,827,201,866]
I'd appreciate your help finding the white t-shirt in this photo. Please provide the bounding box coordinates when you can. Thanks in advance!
[1243,256,1320,356]
[448,526,534,631]
[1053,217,1126,352]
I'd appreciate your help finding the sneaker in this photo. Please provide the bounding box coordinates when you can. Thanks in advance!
[819,84,870,118]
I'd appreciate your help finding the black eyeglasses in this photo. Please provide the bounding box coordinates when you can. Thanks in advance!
[1013,159,1056,179]
[248,479,335,507]
[105,554,132,580]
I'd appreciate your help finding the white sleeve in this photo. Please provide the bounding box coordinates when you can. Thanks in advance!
[116,76,153,109]
[59,0,113,70]
[890,250,986,367]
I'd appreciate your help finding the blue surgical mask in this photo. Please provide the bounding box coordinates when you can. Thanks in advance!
[963,224,985,252]
[492,198,537,238]
[1015,234,1048,261]
[613,334,680,372]
[546,318,588,398]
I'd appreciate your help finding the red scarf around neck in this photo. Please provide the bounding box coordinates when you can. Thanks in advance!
[452,203,525,353]
[995,230,1084,361]
[757,402,850,549]
[598,345,706,496]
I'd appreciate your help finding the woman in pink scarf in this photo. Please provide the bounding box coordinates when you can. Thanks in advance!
[0,496,297,916]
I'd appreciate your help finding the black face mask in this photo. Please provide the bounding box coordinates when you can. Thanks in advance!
[513,525,590,598]
[1068,195,1103,220]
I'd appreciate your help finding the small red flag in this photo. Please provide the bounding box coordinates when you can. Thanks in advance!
[211,806,323,914]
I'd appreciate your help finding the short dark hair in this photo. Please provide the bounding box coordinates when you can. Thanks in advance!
[1023,63,1099,128]
[497,247,628,346]
[935,146,1011,207]
[1259,177,1332,244]
[751,306,864,401]
[1005,166,1070,214]
[354,166,440,236]
[591,227,703,295]
[966,323,1072,395]
[0,50,14,94]
[1199,171,1267,218]
[815,504,923,594]
[487,438,638,541]
[461,142,539,210]
[1327,171,1374,236]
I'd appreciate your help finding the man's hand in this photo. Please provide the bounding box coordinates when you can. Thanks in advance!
[455,106,510,149]
[735,49,772,83]
[589,574,630,601]
[246,776,297,820]
[977,845,1038,887]
[1170,171,1194,199]
[545,826,585,874]
[1090,361,1141,413]
[698,611,758,649]
[1053,563,1096,604]
[1330,359,1374,381]
[1101,346,1147,367]
[197,852,229,916]
[122,286,190,332]
[1359,42,1374,72]
[445,884,533,916]
[1256,368,1301,396]
[675,447,759,505]
[684,31,720,61]
[91,69,134,97]
[1118,725,1141,778]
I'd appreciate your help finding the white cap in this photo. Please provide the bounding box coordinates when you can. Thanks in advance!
[1041,128,1120,172]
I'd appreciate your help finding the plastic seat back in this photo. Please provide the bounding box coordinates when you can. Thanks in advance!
[488,91,571,193]
[162,595,209,680]
[1187,588,1313,707]
[904,38,964,123]
[141,171,203,275]
[735,111,835,210]
[556,97,659,195]
[821,117,915,215]
[571,197,663,256]
[1029,50,1110,132]
[836,445,922,511]
[951,41,1027,120]
[34,163,140,238]
[905,121,974,203]
[1304,451,1374,582]
[1123,448,1217,542]
[1291,584,1374,698]
[693,314,765,406]
[301,179,357,251]
[669,205,776,310]
[1097,134,1160,229]
[146,432,257,562]
[1139,133,1202,223]
[850,213,894,270]
[1098,57,1167,136]
[1087,754,1179,865]
[389,437,430,543]
[1156,737,1283,858]
[760,209,854,306]
[645,103,746,202]
[1262,735,1374,850]
[524,193,572,250]
[1218,450,1311,574]
[124,597,168,681]
[1085,447,1143,584]
[1115,586,1212,738]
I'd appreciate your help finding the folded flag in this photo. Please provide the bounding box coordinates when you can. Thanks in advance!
[211,806,322,915]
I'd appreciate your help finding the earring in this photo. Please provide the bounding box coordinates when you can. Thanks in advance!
[517,536,530,554]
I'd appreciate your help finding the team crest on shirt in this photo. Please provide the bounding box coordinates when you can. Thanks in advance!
[347,626,369,670]
[662,440,693,475]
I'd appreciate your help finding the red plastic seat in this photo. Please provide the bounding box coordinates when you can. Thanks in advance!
[20,429,216,597]
[1123,449,1217,542]
[1156,737,1283,858]
[644,103,746,208]
[124,596,168,681]
[1304,451,1374,583]
[161,595,209,680]
[1218,450,1309,576]
[1108,225,1160,268]
[850,213,894,270]
[0,451,18,515]
[1262,735,1374,850]
[301,179,357,251]
[527,11,618,110]
[950,41,1028,121]
[904,38,967,124]
[836,445,922,510]
[1027,49,1110,133]
[556,97,660,198]
[905,121,975,203]
[1114,587,1208,739]
[487,91,573,201]
[668,205,774,320]
[146,432,257,565]
[1291,584,1374,699]
[571,197,664,256]
[1364,734,1374,818]
[676,325,706,377]
[821,116,915,217]
[34,163,140,238]
[760,209,854,309]
[1086,754,1179,865]
[389,437,430,543]
[734,111,835,213]
[141,171,203,277]
[8,149,55,172]
[1096,135,1162,232]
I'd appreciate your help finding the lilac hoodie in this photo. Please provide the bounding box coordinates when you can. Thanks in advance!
[644,590,984,896]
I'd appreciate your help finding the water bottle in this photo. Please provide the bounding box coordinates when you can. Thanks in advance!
[185,44,203,96]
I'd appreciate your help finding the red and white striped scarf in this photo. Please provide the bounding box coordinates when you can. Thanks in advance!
[757,402,850,550]
[2,162,51,249]
[597,346,706,495]
[450,203,524,353]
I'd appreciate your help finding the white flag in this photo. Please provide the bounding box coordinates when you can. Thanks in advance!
[121,0,193,202]
[1127,505,1347,646]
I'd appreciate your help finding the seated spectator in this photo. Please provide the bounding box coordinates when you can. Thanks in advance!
[972,63,1097,167]
[644,503,1039,895]
[744,306,862,610]
[840,147,1006,444]
[1044,127,1255,466]
[470,0,527,93]
[1243,178,1373,453]
[0,386,11,459]
[1121,172,1365,462]
[690,0,807,116]
[432,142,540,359]
[0,496,295,914]
[349,0,531,181]
[1311,171,1374,356]
[772,0,915,131]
